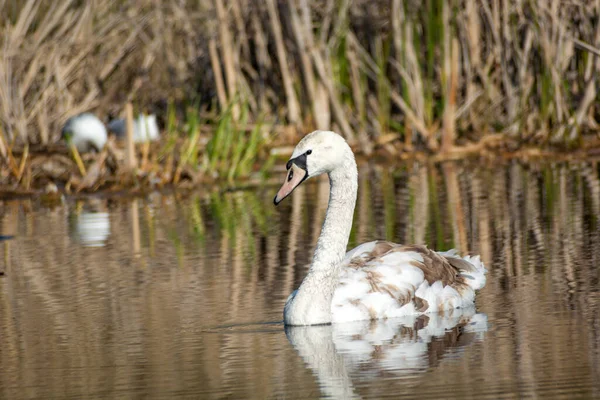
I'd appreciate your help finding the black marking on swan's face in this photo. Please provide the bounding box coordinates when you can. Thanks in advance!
[274,150,312,205]
[286,150,310,173]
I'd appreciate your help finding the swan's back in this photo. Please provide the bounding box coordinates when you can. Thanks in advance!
[332,241,486,323]
[62,113,107,152]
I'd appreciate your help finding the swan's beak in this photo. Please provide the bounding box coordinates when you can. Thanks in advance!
[274,164,307,205]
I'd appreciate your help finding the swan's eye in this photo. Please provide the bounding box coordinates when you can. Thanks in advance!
[306,149,312,155]
[288,169,294,181]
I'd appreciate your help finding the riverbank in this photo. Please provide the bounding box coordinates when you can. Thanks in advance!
[2,127,600,200]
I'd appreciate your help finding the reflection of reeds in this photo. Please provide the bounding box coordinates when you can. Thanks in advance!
[2,161,600,397]
[442,163,468,254]
[131,198,141,257]
[408,162,429,245]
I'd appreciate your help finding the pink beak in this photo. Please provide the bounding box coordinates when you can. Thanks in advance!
[274,164,308,205]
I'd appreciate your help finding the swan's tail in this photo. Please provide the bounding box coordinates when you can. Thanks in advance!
[459,255,487,290]
[439,250,487,291]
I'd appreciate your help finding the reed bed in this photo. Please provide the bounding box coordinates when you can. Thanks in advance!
[1,1,600,193]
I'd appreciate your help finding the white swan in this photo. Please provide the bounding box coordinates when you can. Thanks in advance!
[274,130,487,326]
[61,113,107,152]
[107,113,160,143]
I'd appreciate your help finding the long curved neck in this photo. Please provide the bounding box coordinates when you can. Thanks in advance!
[284,152,358,325]
[311,163,358,271]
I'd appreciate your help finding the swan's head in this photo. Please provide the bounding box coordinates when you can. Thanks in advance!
[274,130,352,205]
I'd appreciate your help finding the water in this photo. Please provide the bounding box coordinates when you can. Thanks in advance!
[1,160,599,399]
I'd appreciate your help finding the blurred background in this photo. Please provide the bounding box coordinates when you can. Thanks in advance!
[1,0,600,192]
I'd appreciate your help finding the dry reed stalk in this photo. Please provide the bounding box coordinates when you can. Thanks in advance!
[290,2,316,121]
[250,12,271,111]
[347,41,364,130]
[390,90,431,146]
[130,44,158,98]
[391,0,404,63]
[16,143,28,182]
[397,23,426,124]
[125,103,137,170]
[69,143,87,176]
[36,98,50,145]
[214,0,239,119]
[209,38,229,111]
[250,13,271,74]
[266,0,301,125]
[390,2,417,148]
[326,0,351,49]
[301,0,330,130]
[230,0,250,60]
[441,0,452,152]
[311,48,357,146]
[98,22,144,83]
[77,149,107,192]
[0,126,8,160]
[458,0,482,130]
[442,38,459,153]
[141,141,151,171]
[501,1,518,129]
[163,151,174,184]
[572,37,600,57]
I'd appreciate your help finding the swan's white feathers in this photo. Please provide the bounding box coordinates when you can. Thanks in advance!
[280,131,486,325]
[331,241,487,323]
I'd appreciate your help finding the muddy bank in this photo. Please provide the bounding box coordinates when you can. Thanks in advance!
[2,131,600,200]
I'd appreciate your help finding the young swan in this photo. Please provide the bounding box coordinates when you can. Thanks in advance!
[274,131,487,326]
[62,113,108,153]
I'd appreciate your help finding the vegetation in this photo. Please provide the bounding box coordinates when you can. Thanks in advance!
[1,1,600,193]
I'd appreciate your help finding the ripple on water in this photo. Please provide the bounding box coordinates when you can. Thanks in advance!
[1,161,599,399]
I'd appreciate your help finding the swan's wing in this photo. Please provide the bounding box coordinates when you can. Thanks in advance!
[332,241,486,323]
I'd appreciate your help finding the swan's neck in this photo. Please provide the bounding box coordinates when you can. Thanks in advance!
[284,155,358,325]
[311,165,357,271]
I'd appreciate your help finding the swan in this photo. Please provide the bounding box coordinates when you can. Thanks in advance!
[274,130,487,326]
[61,113,108,152]
[107,113,160,143]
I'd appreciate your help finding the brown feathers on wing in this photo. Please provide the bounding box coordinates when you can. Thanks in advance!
[350,241,475,292]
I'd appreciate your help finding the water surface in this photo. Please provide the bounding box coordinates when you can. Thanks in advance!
[1,160,599,399]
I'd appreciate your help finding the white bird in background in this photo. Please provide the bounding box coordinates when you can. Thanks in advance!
[107,114,160,143]
[61,113,108,153]
[274,130,487,326]
[61,112,160,152]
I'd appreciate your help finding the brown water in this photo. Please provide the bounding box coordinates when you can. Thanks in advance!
[1,160,599,399]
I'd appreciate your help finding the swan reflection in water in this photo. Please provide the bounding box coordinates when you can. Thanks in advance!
[285,308,488,399]
[74,211,110,247]
[68,200,111,247]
